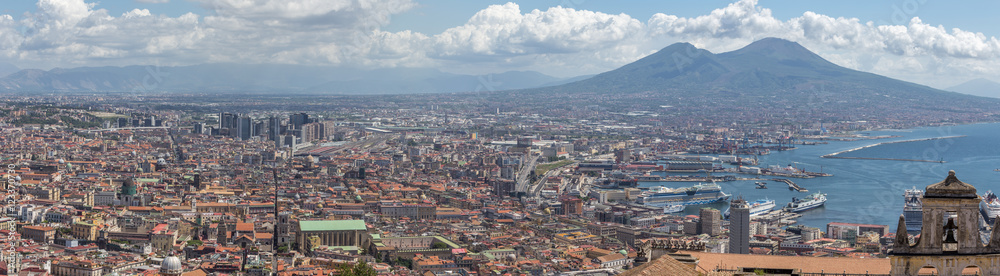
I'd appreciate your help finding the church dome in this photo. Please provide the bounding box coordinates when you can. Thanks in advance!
[161,255,183,275]
[925,170,977,198]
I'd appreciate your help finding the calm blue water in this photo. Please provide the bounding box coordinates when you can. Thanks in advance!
[639,122,1000,231]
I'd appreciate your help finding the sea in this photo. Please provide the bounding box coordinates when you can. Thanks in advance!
[638,122,1000,231]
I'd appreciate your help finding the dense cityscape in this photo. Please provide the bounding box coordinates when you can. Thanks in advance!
[7,0,1000,275]
[0,90,991,276]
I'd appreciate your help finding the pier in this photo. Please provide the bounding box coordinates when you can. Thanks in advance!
[820,135,965,163]
[773,178,807,192]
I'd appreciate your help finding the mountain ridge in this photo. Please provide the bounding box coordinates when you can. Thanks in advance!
[0,64,571,94]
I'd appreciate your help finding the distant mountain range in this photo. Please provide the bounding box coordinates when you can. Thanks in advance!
[0,64,579,94]
[947,78,1000,98]
[510,37,1000,119]
[3,37,1000,123]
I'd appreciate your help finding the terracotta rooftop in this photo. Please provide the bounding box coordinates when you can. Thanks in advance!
[682,251,890,274]
[620,254,698,276]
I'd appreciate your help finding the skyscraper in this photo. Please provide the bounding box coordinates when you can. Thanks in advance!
[728,197,750,254]
[219,112,236,129]
[268,116,282,141]
[290,113,308,129]
[237,116,253,140]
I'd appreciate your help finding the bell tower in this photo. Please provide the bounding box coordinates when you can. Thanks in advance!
[891,171,1000,275]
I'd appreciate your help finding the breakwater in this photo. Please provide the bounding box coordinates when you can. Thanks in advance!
[820,135,966,163]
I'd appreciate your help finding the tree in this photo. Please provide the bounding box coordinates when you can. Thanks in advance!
[337,261,377,276]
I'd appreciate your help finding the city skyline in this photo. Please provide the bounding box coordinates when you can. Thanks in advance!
[1,0,1000,89]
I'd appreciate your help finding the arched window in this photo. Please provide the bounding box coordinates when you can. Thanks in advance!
[963,265,982,275]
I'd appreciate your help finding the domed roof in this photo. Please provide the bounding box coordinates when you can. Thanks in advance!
[161,255,183,273]
[925,170,977,198]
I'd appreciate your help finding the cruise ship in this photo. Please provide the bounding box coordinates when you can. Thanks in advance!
[981,191,1000,224]
[636,183,730,207]
[724,199,776,218]
[903,187,923,231]
[782,192,827,212]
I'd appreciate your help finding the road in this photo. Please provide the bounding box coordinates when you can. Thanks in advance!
[515,154,540,194]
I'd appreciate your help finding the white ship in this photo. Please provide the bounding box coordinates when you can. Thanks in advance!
[663,204,685,214]
[981,191,1000,224]
[783,192,827,212]
[636,182,730,207]
[903,187,923,231]
[725,199,776,218]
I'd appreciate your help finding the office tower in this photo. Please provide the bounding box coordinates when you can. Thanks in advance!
[728,197,750,254]
[220,112,236,129]
[268,116,282,141]
[290,113,309,129]
[237,116,253,140]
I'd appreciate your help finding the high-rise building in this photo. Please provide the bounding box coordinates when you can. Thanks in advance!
[253,121,265,136]
[268,116,282,141]
[290,113,309,129]
[491,179,516,197]
[219,112,236,129]
[237,116,253,140]
[301,122,323,142]
[728,197,750,254]
[699,208,722,236]
[193,123,204,134]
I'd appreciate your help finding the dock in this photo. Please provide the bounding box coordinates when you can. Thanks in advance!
[772,178,807,192]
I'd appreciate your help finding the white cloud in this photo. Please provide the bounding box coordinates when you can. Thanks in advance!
[135,0,169,3]
[2,0,1000,87]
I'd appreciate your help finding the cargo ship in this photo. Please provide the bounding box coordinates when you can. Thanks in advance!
[636,182,730,207]
[904,187,923,231]
[782,192,827,212]
[724,199,776,218]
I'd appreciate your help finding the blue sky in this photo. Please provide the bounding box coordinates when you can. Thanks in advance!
[2,0,1000,88]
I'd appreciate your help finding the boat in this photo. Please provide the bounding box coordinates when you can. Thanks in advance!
[755,182,767,189]
[782,192,827,212]
[635,182,730,207]
[724,199,776,218]
[904,186,924,231]
[663,204,685,214]
[981,191,1000,224]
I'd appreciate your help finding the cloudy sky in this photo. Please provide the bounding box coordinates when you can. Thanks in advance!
[2,0,1000,89]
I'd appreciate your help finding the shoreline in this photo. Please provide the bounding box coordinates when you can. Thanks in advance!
[820,135,967,162]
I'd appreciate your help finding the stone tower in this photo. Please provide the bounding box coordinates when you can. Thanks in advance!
[277,211,293,246]
[728,197,750,254]
[891,171,1000,275]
